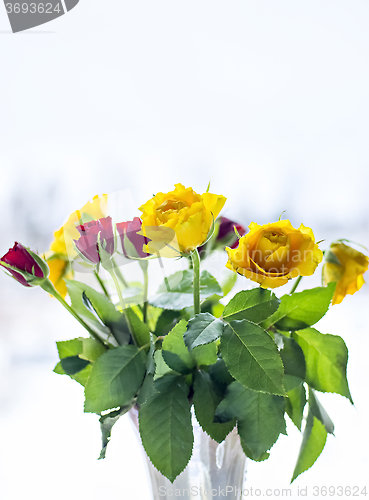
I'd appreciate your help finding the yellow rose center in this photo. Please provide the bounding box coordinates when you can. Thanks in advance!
[156,199,189,223]
[252,231,289,270]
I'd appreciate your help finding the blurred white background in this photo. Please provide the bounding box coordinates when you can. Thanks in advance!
[0,1,368,498]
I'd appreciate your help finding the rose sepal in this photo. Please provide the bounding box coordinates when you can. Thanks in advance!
[45,252,63,262]
[119,232,151,262]
[98,232,116,271]
[324,250,342,266]
[71,239,99,269]
[40,277,58,295]
[0,261,48,286]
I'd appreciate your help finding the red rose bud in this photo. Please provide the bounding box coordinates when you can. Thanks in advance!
[0,242,49,287]
[217,216,246,249]
[74,216,115,264]
[116,217,150,259]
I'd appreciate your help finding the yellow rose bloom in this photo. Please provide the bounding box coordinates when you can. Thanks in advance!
[226,220,323,289]
[139,184,226,255]
[323,242,368,305]
[46,255,74,298]
[50,194,108,258]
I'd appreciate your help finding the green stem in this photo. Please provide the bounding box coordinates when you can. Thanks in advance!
[140,260,149,324]
[107,268,137,345]
[164,276,170,291]
[108,269,127,314]
[94,270,110,300]
[190,248,201,316]
[41,279,106,347]
[290,275,303,294]
[111,258,129,288]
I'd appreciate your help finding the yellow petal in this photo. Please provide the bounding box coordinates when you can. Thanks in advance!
[226,219,322,289]
[324,242,368,304]
[50,194,108,258]
[47,257,73,299]
[201,192,227,220]
[140,185,226,256]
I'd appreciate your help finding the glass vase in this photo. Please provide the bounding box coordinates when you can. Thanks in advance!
[129,408,247,500]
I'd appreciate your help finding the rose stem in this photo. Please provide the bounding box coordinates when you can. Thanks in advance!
[139,259,149,324]
[41,279,106,347]
[157,255,170,291]
[290,275,303,294]
[111,258,129,288]
[94,270,110,300]
[190,248,201,316]
[107,268,138,346]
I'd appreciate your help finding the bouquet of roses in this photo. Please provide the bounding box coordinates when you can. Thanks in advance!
[1,184,368,483]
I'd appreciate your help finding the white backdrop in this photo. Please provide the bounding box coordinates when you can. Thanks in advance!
[0,1,368,499]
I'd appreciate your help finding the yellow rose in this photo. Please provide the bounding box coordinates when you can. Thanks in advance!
[50,194,108,258]
[323,242,368,305]
[226,220,323,289]
[139,184,226,255]
[46,254,74,298]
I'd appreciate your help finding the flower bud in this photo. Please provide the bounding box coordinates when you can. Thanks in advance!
[74,217,115,265]
[216,216,246,249]
[116,217,150,259]
[198,216,246,258]
[323,241,368,305]
[0,242,49,287]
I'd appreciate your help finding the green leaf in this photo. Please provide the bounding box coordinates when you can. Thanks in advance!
[66,280,131,344]
[54,361,91,386]
[138,375,194,482]
[209,358,235,388]
[116,286,146,309]
[284,374,303,393]
[61,356,90,375]
[125,307,150,349]
[137,336,158,405]
[286,384,307,430]
[191,342,218,367]
[212,302,225,318]
[153,350,176,379]
[221,320,286,395]
[150,270,222,310]
[80,338,107,362]
[98,404,133,459]
[241,441,270,462]
[56,338,83,358]
[154,309,181,336]
[309,388,334,434]
[276,333,306,391]
[279,335,306,381]
[215,382,286,457]
[146,305,163,333]
[137,373,156,406]
[292,328,353,402]
[196,269,223,301]
[223,288,280,323]
[184,313,224,350]
[84,345,146,413]
[263,283,336,332]
[193,371,235,443]
[291,415,327,482]
[162,320,195,374]
[221,271,237,297]
[54,338,94,386]
[146,333,157,375]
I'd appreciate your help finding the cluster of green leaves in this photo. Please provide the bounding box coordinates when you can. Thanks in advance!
[54,271,352,483]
